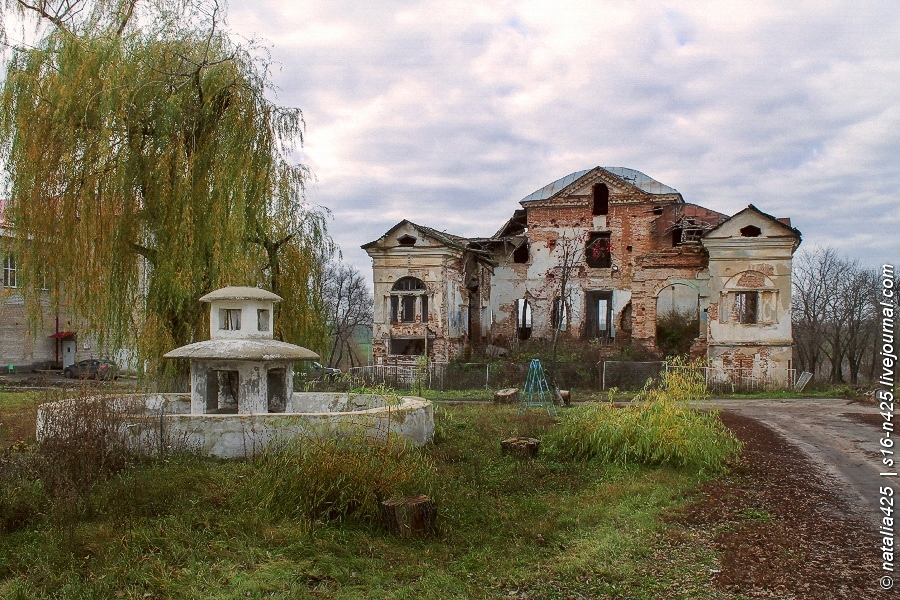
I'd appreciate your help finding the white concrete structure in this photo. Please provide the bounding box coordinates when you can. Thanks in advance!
[163,286,319,414]
[37,392,435,457]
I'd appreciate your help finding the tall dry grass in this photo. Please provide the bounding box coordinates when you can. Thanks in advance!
[547,360,742,473]
[236,429,434,524]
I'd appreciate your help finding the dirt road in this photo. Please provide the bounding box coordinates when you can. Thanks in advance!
[710,397,891,527]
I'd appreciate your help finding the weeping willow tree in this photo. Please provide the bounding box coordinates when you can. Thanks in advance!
[0,1,333,377]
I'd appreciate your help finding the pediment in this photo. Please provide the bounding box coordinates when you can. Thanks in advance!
[361,220,468,252]
[703,205,800,241]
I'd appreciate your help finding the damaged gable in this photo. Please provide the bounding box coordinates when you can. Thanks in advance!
[703,204,802,247]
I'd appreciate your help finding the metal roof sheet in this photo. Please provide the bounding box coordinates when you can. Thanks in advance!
[520,167,678,203]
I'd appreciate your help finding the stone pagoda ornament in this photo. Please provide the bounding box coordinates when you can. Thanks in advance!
[164,286,319,415]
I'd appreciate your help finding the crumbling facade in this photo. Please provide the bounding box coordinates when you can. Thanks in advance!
[363,167,801,382]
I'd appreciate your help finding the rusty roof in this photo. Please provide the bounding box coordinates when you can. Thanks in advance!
[520,167,678,203]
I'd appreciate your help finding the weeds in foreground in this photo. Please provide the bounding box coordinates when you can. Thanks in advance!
[237,432,434,524]
[547,360,742,473]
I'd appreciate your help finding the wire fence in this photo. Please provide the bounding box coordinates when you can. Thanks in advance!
[664,364,797,394]
[340,360,800,395]
[347,361,598,392]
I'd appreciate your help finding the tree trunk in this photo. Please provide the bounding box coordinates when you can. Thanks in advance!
[380,495,436,538]
[493,388,519,404]
[500,437,540,459]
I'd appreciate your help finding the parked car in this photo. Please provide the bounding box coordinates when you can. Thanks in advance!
[298,361,341,380]
[63,359,119,380]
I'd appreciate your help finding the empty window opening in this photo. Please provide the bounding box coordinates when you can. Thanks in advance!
[513,241,529,263]
[551,298,568,331]
[672,227,682,246]
[592,183,609,216]
[206,369,239,413]
[585,291,613,339]
[257,309,270,332]
[390,296,399,323]
[421,294,429,323]
[397,234,417,246]
[390,337,426,355]
[267,368,286,413]
[585,232,612,268]
[652,206,663,215]
[516,298,532,340]
[740,225,762,237]
[3,255,16,288]
[220,308,241,331]
[735,291,759,324]
[401,295,416,322]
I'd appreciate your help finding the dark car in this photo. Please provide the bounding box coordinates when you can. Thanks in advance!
[298,361,341,380]
[63,359,119,380]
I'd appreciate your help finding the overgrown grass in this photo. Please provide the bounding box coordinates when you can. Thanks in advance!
[547,362,742,473]
[0,392,739,599]
[237,433,434,524]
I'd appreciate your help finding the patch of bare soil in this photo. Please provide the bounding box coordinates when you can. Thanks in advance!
[672,411,884,599]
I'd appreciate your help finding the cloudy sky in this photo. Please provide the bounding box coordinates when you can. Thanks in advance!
[226,0,900,279]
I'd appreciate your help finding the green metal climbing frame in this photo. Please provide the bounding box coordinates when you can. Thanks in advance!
[519,358,557,416]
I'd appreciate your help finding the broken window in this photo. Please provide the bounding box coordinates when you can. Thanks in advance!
[391,277,427,324]
[220,308,241,331]
[515,298,532,340]
[735,291,759,324]
[390,337,426,355]
[592,183,609,216]
[551,298,568,331]
[401,295,416,322]
[2,255,16,288]
[585,232,612,268]
[397,234,417,246]
[257,309,270,332]
[393,277,425,292]
[390,296,399,323]
[513,240,529,263]
[740,225,762,237]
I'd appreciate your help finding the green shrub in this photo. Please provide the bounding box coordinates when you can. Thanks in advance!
[237,432,434,524]
[0,451,46,533]
[546,362,742,473]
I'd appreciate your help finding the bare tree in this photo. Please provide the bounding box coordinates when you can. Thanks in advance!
[323,262,373,368]
[544,230,583,391]
[792,247,880,384]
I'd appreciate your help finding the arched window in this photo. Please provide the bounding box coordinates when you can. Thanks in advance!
[592,183,609,216]
[390,277,428,324]
[515,298,532,340]
[551,298,568,331]
[392,277,426,292]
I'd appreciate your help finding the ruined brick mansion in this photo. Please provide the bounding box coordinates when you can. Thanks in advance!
[363,167,802,383]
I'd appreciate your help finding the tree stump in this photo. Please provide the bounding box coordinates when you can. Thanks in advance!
[500,437,540,459]
[558,389,571,406]
[493,388,519,404]
[380,495,436,538]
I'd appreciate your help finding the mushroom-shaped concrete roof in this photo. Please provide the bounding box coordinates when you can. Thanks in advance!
[163,339,319,361]
[200,286,282,303]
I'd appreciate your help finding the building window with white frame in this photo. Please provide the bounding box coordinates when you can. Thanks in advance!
[3,255,16,288]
